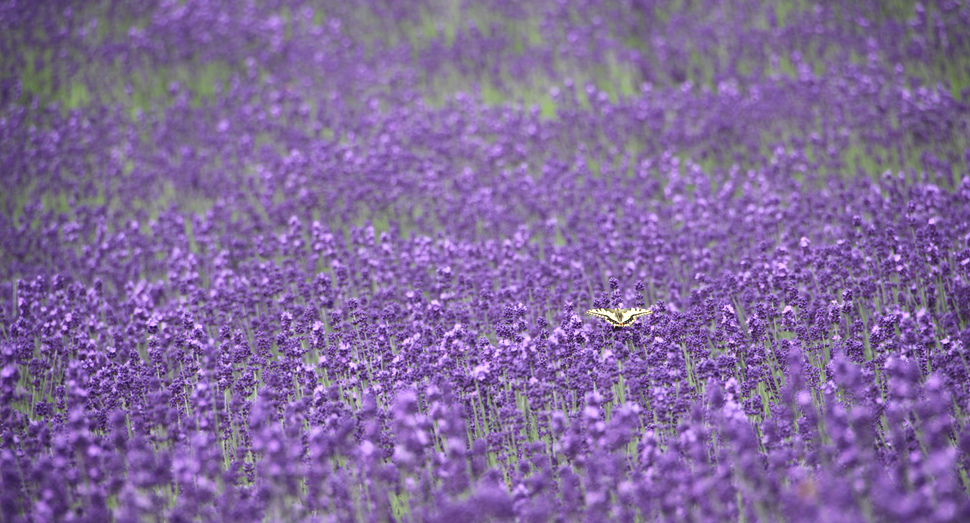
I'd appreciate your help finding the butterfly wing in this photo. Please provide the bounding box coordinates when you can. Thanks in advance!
[616,308,653,326]
[586,308,623,326]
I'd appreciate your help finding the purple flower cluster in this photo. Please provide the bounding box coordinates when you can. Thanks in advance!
[3,0,970,521]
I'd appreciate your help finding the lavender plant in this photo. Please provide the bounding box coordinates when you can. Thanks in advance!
[2,0,970,521]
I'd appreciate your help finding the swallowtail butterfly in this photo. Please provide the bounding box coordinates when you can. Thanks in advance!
[585,307,653,327]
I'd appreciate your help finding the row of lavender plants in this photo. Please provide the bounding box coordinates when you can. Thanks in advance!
[3,0,970,521]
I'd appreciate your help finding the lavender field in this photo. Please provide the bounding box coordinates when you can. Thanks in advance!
[3,1,970,521]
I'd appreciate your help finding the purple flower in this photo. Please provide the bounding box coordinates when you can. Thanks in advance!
[4,2,970,519]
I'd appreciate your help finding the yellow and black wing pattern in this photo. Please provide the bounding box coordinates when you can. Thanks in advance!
[585,307,653,327]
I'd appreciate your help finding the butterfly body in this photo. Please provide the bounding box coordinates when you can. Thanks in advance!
[585,307,653,327]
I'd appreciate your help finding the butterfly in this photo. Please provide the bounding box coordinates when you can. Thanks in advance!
[585,307,653,327]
